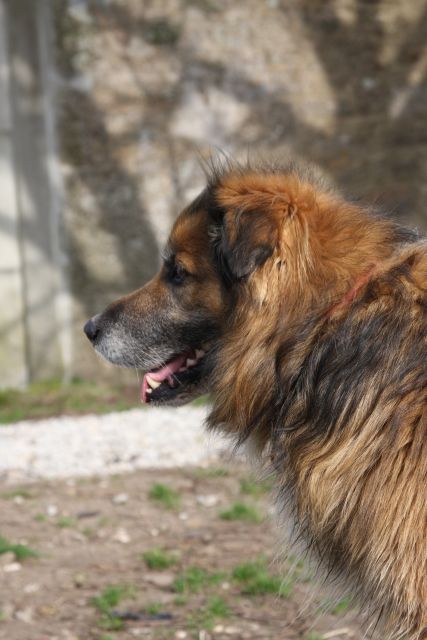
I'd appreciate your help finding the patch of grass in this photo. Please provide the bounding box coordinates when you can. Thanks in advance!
[330,596,352,615]
[34,513,47,522]
[143,548,177,570]
[0,536,39,561]
[192,466,229,479]
[0,377,138,424]
[219,502,262,523]
[187,596,231,632]
[306,634,325,640]
[206,596,230,618]
[149,484,180,510]
[232,560,293,598]
[91,585,134,631]
[145,602,162,615]
[239,476,272,497]
[174,567,225,594]
[174,595,188,606]
[1,488,33,500]
[57,516,76,528]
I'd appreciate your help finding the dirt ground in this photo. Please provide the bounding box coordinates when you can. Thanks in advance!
[0,462,365,640]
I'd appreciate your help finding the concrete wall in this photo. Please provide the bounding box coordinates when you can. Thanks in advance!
[1,0,427,385]
[0,0,70,388]
[0,0,27,388]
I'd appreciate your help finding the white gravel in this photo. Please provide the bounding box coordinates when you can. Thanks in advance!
[0,407,231,483]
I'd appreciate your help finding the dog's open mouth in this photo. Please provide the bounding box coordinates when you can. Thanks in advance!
[141,348,207,404]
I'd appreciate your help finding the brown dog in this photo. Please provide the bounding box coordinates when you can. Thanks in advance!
[84,162,427,639]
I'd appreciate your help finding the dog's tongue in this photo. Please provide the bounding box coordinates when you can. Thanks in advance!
[141,353,189,403]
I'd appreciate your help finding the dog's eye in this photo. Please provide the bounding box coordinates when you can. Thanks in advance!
[169,264,187,285]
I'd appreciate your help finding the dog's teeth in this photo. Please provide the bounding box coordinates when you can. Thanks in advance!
[195,349,205,359]
[186,358,197,367]
[146,388,152,394]
[146,375,161,389]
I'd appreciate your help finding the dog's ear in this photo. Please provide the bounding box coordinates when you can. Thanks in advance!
[219,209,277,280]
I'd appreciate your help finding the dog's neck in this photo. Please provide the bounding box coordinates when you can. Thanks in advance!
[326,263,378,318]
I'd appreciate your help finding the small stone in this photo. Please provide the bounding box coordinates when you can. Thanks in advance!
[145,572,175,588]
[47,504,58,517]
[24,583,40,594]
[199,631,210,640]
[202,533,213,544]
[224,627,240,635]
[213,625,224,633]
[221,581,231,590]
[13,495,24,505]
[4,562,21,572]
[113,527,131,544]
[39,605,56,617]
[112,492,128,504]
[73,573,85,588]
[150,528,159,537]
[196,494,219,508]
[175,632,187,640]
[15,607,33,623]
[178,512,188,521]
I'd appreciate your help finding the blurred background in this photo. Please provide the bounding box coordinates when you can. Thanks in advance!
[0,1,426,638]
[1,0,426,392]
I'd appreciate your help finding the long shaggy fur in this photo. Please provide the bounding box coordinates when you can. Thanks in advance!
[88,158,427,639]
[205,163,427,639]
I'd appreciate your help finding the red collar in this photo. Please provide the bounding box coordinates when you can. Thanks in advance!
[327,265,377,318]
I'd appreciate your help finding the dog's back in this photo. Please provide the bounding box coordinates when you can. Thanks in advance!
[270,243,427,639]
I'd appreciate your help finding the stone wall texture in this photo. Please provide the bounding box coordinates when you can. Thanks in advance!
[53,0,427,379]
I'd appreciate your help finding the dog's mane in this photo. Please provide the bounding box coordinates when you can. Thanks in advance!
[203,163,427,638]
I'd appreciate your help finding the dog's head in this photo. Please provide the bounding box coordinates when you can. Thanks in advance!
[83,167,288,406]
[84,164,382,407]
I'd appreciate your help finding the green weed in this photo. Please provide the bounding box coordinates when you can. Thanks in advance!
[174,567,225,594]
[239,476,272,496]
[34,513,47,522]
[1,488,33,500]
[145,602,162,615]
[187,596,231,631]
[0,536,39,560]
[91,584,134,631]
[192,466,229,478]
[232,560,293,597]
[148,484,180,509]
[142,548,177,570]
[57,516,76,528]
[220,502,262,523]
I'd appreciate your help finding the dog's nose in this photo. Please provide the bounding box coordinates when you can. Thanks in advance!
[83,316,100,343]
